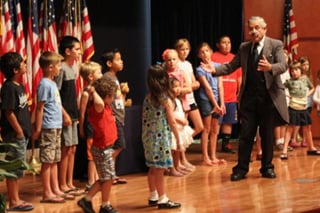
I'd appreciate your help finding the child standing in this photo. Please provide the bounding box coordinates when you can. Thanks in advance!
[32,51,73,203]
[79,62,102,191]
[211,35,242,153]
[142,64,181,209]
[290,56,313,148]
[162,49,194,173]
[0,52,34,211]
[169,77,194,175]
[280,61,319,160]
[101,49,128,185]
[175,38,203,170]
[196,42,226,166]
[55,36,83,195]
[77,76,119,213]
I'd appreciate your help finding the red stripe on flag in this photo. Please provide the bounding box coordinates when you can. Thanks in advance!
[283,0,299,61]
[81,0,94,62]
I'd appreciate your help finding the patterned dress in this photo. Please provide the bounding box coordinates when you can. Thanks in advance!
[142,95,173,168]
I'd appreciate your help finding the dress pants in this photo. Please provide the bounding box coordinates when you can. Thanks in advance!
[233,90,277,175]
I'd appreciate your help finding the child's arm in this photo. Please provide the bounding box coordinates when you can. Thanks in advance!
[164,98,181,150]
[197,75,221,113]
[79,91,89,138]
[62,107,72,126]
[175,114,188,126]
[313,85,320,105]
[88,87,104,113]
[218,76,226,115]
[5,110,24,139]
[32,101,44,140]
[190,71,200,91]
[179,72,192,95]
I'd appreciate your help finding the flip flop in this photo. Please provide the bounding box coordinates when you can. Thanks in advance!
[64,188,85,196]
[40,196,65,203]
[59,193,75,200]
[7,202,34,212]
[113,178,127,184]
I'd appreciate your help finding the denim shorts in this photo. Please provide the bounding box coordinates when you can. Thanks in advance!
[3,137,28,178]
[198,99,222,122]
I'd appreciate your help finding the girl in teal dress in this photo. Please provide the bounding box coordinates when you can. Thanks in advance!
[142,64,181,209]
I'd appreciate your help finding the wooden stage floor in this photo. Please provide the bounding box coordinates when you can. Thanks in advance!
[2,141,320,213]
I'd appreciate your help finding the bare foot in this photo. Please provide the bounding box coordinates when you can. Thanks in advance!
[177,167,189,175]
[201,160,214,166]
[170,170,185,177]
[182,161,196,169]
[211,158,226,165]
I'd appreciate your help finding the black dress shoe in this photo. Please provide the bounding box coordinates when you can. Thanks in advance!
[148,199,158,206]
[261,169,276,178]
[230,172,246,181]
[158,200,181,209]
[221,147,236,153]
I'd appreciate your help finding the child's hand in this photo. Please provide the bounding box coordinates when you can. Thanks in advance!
[87,85,95,95]
[63,113,72,126]
[32,131,40,141]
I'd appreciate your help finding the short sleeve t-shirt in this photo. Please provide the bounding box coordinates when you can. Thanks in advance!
[37,78,62,129]
[0,80,32,138]
[104,72,125,125]
[212,52,242,103]
[54,62,78,120]
[88,104,117,149]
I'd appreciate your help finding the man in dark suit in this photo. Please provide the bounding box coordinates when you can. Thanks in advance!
[208,16,289,181]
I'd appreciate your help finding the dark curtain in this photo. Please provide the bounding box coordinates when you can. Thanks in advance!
[151,0,243,66]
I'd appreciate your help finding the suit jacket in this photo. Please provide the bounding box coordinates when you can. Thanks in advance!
[215,36,289,123]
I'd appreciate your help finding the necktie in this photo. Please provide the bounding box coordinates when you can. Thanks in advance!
[252,42,259,65]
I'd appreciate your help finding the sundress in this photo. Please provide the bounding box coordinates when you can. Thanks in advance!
[142,95,173,168]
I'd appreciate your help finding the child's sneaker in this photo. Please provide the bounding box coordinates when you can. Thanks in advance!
[99,205,119,213]
[77,197,94,213]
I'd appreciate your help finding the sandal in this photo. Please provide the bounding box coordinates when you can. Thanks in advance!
[307,150,320,156]
[280,153,288,160]
[113,177,128,184]
[7,201,34,211]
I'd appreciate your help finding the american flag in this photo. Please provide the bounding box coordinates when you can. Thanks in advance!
[13,0,26,58]
[0,0,15,86]
[283,0,299,61]
[14,0,32,105]
[59,0,94,100]
[1,0,15,54]
[39,0,58,52]
[59,0,81,42]
[27,0,41,113]
[81,0,94,62]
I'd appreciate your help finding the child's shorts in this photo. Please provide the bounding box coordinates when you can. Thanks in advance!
[92,146,115,181]
[3,137,28,178]
[62,121,78,146]
[113,120,126,150]
[221,102,238,124]
[39,129,62,163]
